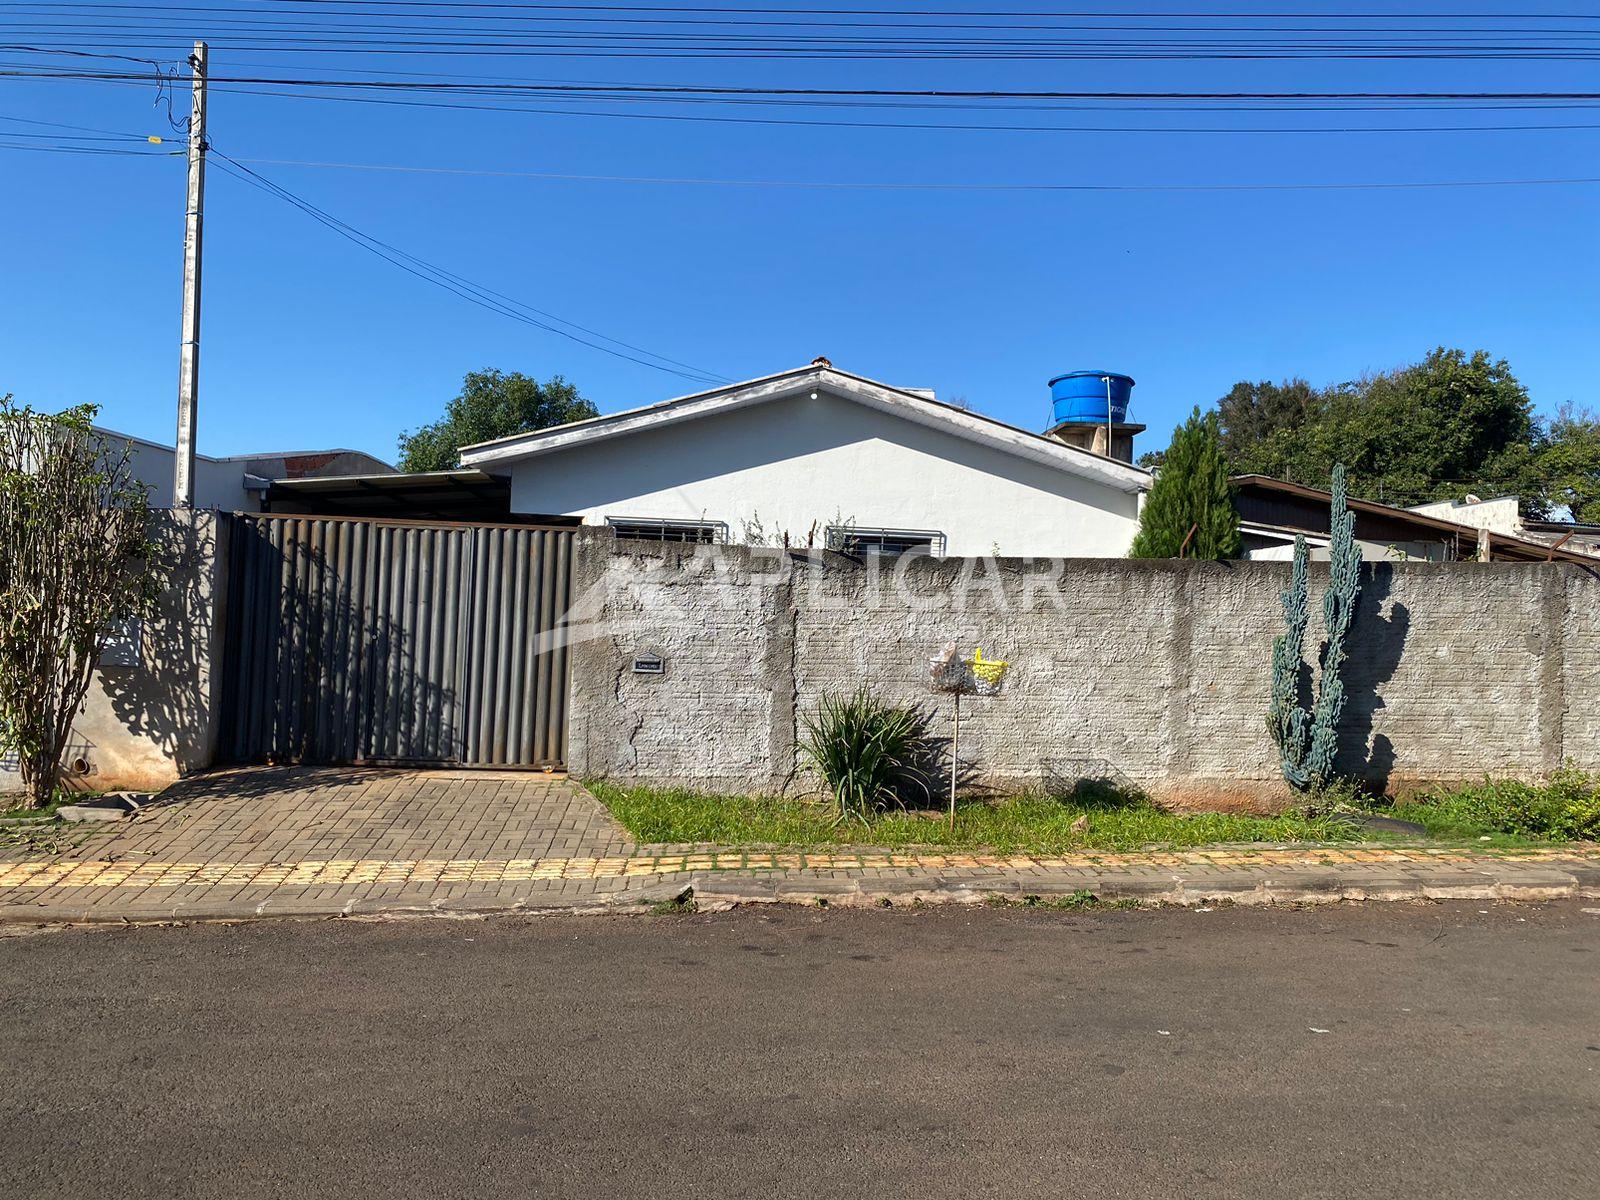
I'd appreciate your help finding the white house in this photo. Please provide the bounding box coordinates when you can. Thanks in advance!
[457,361,1151,558]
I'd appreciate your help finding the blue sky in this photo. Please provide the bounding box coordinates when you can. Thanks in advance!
[2,2,1597,466]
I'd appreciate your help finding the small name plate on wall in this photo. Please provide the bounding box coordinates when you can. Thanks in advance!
[631,652,665,675]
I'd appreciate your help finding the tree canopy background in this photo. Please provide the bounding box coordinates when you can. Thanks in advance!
[398,369,598,473]
[1144,348,1598,520]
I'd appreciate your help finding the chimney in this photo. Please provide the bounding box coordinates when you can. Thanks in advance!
[1042,371,1144,464]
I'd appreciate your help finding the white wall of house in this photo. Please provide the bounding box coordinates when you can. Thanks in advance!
[1244,537,1449,563]
[104,428,256,512]
[1409,496,1523,537]
[502,390,1142,557]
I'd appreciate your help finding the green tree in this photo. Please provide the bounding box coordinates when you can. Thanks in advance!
[398,369,597,472]
[1223,349,1538,509]
[1129,407,1242,560]
[1536,405,1600,522]
[0,399,154,808]
[1216,377,1318,469]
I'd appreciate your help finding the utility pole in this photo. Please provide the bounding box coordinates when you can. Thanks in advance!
[173,40,207,509]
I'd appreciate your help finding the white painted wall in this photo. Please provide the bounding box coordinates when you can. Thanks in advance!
[103,427,255,512]
[1409,496,1523,537]
[504,390,1141,556]
[1245,538,1449,563]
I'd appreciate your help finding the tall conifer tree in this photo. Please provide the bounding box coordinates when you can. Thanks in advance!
[1129,407,1242,560]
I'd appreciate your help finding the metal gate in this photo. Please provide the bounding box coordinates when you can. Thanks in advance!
[220,515,574,768]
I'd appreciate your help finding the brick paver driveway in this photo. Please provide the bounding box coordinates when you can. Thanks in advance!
[2,767,1597,924]
[0,767,646,921]
[72,766,633,865]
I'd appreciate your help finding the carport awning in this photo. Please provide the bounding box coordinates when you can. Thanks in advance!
[264,469,543,523]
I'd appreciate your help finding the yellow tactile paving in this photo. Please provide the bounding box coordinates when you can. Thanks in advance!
[0,844,1592,893]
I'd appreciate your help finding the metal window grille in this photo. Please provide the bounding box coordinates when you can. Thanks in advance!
[825,526,946,557]
[606,516,728,545]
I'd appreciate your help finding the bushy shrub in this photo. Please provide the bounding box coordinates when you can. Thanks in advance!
[799,689,929,822]
[1401,767,1600,841]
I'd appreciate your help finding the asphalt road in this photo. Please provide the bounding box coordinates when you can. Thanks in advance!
[2,902,1596,1200]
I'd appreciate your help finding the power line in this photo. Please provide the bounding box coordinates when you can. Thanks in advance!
[224,153,1600,192]
[9,64,1600,102]
[7,127,1595,190]
[195,85,1600,135]
[0,111,160,137]
[9,2,1600,18]
[9,11,1600,61]
[14,68,1600,136]
[205,149,727,384]
[0,137,175,155]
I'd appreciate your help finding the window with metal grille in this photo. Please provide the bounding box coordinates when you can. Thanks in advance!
[606,516,727,544]
[825,526,946,557]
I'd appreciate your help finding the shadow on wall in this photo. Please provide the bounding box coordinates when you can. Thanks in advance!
[1041,756,1146,803]
[909,697,985,801]
[1334,562,1411,792]
[213,517,477,768]
[99,512,224,785]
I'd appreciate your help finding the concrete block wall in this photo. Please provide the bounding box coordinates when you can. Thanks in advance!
[0,511,231,795]
[568,536,1600,806]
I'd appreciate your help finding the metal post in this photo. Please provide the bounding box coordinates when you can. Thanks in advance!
[173,39,208,509]
[1102,374,1118,460]
[948,690,960,828]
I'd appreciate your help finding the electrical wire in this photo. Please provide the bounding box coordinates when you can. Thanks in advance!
[223,153,1600,192]
[9,6,1600,62]
[7,120,1594,189]
[195,84,1600,135]
[0,110,161,137]
[206,149,727,384]
[14,67,1600,136]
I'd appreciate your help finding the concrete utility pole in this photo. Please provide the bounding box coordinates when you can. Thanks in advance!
[173,40,208,509]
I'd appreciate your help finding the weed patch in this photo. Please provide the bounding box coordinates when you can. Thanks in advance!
[1369,767,1600,844]
[646,891,698,916]
[589,781,1357,854]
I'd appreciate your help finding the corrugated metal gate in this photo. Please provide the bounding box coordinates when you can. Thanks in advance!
[220,515,574,768]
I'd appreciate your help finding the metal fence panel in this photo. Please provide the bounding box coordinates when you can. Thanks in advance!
[459,527,573,766]
[221,515,572,768]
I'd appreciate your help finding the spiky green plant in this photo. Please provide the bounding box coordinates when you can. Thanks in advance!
[1268,534,1313,787]
[799,688,928,822]
[1267,464,1363,791]
[1306,464,1361,785]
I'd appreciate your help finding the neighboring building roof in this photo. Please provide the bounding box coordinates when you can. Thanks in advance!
[1232,475,1599,565]
[264,469,537,523]
[95,426,393,477]
[1501,518,1600,560]
[459,363,1153,494]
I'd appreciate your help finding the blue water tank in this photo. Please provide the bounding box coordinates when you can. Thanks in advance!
[1050,371,1134,426]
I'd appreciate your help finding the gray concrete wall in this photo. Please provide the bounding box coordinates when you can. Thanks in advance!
[0,511,231,795]
[567,536,1600,807]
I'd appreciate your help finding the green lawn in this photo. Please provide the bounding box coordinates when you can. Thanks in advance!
[586,781,1360,854]
[0,793,68,821]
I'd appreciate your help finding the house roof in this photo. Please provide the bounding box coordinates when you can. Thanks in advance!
[264,469,528,523]
[458,363,1153,494]
[1232,474,1599,565]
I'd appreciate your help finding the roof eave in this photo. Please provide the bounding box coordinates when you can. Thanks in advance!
[460,366,1151,494]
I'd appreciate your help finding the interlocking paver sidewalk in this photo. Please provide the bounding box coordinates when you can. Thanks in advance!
[2,766,1598,923]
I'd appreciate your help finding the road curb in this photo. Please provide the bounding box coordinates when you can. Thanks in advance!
[686,864,1595,912]
[0,862,1592,927]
